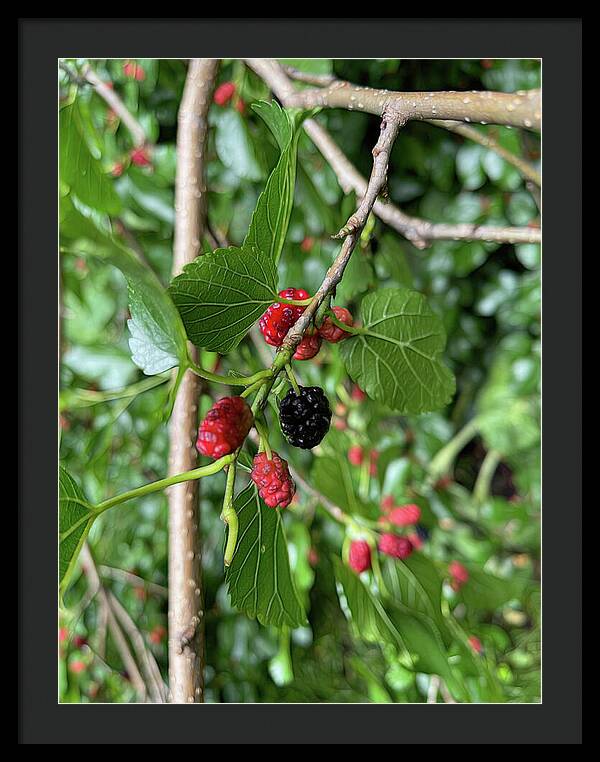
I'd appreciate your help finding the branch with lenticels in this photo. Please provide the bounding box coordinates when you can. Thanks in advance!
[250,110,404,403]
[246,59,541,249]
[278,77,541,131]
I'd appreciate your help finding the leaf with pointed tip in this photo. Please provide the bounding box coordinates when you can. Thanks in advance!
[169,245,277,353]
[59,466,96,593]
[244,101,314,264]
[340,288,455,414]
[225,485,306,629]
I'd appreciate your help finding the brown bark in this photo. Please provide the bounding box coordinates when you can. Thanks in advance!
[167,58,218,705]
[246,59,541,250]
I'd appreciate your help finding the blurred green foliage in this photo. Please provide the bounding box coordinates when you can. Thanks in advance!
[59,58,540,704]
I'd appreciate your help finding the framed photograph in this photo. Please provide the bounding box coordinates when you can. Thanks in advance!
[19,18,581,744]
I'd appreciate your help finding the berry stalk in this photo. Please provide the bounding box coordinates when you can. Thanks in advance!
[221,463,239,567]
[94,454,235,514]
[188,360,273,388]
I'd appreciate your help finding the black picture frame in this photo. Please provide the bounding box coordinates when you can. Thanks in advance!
[19,18,581,744]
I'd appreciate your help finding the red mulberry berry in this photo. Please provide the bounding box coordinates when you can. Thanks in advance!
[213,82,236,106]
[300,236,314,253]
[293,331,321,361]
[196,396,253,459]
[468,635,483,654]
[259,288,310,347]
[319,307,354,343]
[111,162,124,177]
[381,495,395,513]
[449,560,469,590]
[351,384,366,401]
[378,533,413,560]
[123,61,145,81]
[349,540,371,574]
[130,146,152,167]
[69,660,86,674]
[369,450,379,476]
[149,625,166,645]
[250,451,295,508]
[388,504,421,527]
[348,445,364,466]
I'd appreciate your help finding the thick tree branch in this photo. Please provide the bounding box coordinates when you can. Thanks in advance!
[82,64,148,147]
[283,80,541,131]
[168,57,218,705]
[246,59,541,250]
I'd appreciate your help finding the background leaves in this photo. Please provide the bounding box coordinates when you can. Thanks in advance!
[60,102,121,214]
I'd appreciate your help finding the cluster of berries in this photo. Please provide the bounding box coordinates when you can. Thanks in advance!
[213,81,246,114]
[347,445,380,476]
[259,287,354,361]
[59,626,88,674]
[123,60,146,81]
[348,498,428,574]
[111,146,153,178]
[195,387,332,509]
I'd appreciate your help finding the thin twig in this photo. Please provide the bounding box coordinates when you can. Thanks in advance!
[334,108,404,238]
[428,675,441,703]
[440,680,458,704]
[98,565,168,597]
[108,591,167,703]
[80,544,148,702]
[427,119,541,187]
[82,63,147,147]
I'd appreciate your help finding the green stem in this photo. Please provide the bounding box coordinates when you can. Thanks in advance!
[254,418,272,459]
[315,295,332,328]
[221,464,239,567]
[473,448,502,508]
[369,536,389,596]
[94,454,235,514]
[59,374,169,411]
[188,359,272,388]
[276,297,313,307]
[285,364,301,396]
[326,312,367,336]
[240,378,267,399]
[427,417,480,483]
